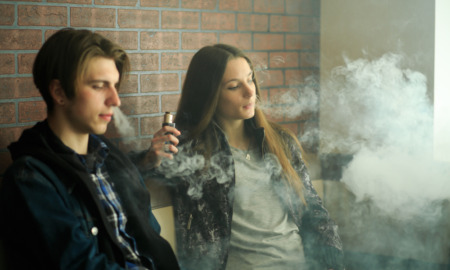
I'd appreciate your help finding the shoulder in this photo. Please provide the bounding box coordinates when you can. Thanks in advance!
[4,156,60,183]
[1,156,69,205]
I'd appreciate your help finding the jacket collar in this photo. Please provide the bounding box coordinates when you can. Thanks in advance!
[211,119,265,157]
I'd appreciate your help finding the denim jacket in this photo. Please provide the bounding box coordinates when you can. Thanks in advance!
[0,121,179,270]
[156,121,345,270]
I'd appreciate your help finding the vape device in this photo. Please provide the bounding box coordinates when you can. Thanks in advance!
[163,112,175,129]
[162,112,175,153]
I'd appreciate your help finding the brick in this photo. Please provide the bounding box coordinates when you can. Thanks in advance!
[48,0,91,3]
[270,15,300,33]
[219,33,252,50]
[0,103,15,124]
[181,0,216,9]
[71,7,115,28]
[18,53,36,74]
[140,116,161,136]
[129,53,159,71]
[141,32,179,50]
[141,0,178,8]
[18,100,46,123]
[161,52,194,71]
[284,108,315,122]
[181,32,217,50]
[269,87,299,105]
[94,0,138,6]
[0,54,15,74]
[247,52,269,71]
[96,31,138,50]
[269,52,299,68]
[162,11,199,30]
[253,33,284,50]
[44,29,59,41]
[141,73,179,93]
[201,12,235,30]
[286,34,300,50]
[119,95,159,115]
[259,88,269,103]
[262,106,284,122]
[18,5,67,26]
[285,69,317,85]
[254,0,284,13]
[286,0,319,16]
[0,151,13,176]
[0,4,14,25]
[0,29,42,50]
[237,14,268,32]
[219,0,252,12]
[260,69,283,87]
[119,74,139,94]
[0,77,40,99]
[118,9,159,29]
[286,34,319,50]
[300,52,319,68]
[161,94,180,113]
[300,16,320,33]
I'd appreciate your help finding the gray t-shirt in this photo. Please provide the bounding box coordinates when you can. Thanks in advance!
[225,147,306,270]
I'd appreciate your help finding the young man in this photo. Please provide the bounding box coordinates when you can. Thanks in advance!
[0,28,179,270]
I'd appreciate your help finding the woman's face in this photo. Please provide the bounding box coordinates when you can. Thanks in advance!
[215,57,256,125]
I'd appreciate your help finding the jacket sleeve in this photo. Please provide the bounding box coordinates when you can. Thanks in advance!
[286,136,345,270]
[0,157,127,270]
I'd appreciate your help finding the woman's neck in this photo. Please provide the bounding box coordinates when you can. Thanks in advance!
[217,119,250,150]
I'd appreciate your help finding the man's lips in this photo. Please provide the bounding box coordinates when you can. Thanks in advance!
[99,113,113,121]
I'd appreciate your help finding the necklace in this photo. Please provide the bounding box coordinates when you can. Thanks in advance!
[231,137,253,161]
[244,139,252,161]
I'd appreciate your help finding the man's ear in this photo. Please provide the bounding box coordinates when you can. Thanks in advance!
[49,79,66,106]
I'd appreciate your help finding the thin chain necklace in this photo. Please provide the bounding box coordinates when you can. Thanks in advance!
[230,136,253,160]
[244,138,253,161]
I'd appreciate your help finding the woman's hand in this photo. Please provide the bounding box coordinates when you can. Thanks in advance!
[142,125,181,168]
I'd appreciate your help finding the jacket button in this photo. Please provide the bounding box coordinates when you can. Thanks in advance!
[91,226,98,236]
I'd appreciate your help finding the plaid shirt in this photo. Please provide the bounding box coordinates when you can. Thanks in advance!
[78,136,143,268]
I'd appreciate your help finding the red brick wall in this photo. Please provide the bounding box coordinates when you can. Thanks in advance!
[0,0,320,175]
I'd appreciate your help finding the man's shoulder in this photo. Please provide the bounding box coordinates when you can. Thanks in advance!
[3,155,61,186]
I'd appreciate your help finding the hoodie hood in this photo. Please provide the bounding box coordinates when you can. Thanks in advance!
[8,121,82,168]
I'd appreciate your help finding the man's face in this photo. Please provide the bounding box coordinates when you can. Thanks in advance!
[63,57,121,136]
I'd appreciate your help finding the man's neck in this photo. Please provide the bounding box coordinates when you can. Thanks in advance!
[47,116,90,155]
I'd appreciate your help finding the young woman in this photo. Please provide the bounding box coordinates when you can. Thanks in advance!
[149,44,345,270]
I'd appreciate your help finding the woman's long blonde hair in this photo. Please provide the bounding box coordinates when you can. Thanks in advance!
[175,44,306,204]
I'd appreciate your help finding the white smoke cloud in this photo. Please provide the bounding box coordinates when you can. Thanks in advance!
[113,107,135,138]
[320,53,450,220]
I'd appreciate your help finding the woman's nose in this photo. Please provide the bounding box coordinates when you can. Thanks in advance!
[243,82,255,97]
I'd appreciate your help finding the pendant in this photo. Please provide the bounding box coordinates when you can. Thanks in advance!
[246,153,251,160]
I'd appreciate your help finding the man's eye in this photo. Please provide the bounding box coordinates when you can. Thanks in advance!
[92,84,104,89]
